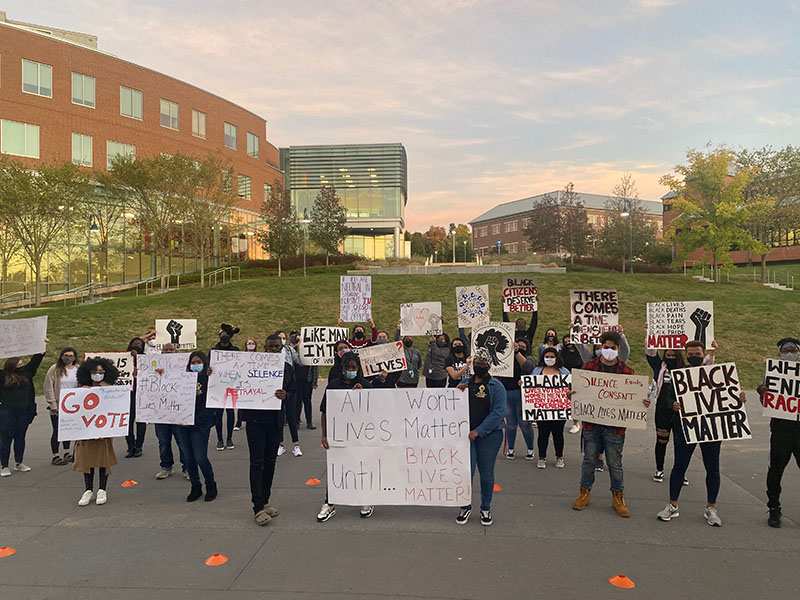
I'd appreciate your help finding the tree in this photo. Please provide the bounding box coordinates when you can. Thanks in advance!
[560,183,593,263]
[422,226,448,259]
[598,174,658,271]
[258,183,300,277]
[408,231,429,257]
[441,223,473,261]
[0,218,21,296]
[308,184,348,266]
[524,193,561,254]
[0,158,88,305]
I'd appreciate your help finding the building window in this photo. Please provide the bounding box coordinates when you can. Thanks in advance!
[264,183,272,199]
[238,174,252,199]
[479,226,487,237]
[1,120,39,158]
[22,59,52,97]
[508,242,518,253]
[224,122,237,149]
[491,224,500,235]
[523,241,530,253]
[222,170,233,193]
[247,132,259,158]
[522,218,530,230]
[505,220,518,233]
[71,133,92,166]
[120,86,143,120]
[106,140,136,170]
[71,72,95,107]
[192,110,206,139]
[160,99,179,130]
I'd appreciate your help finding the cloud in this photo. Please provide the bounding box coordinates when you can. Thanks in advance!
[554,133,609,151]
[756,113,800,127]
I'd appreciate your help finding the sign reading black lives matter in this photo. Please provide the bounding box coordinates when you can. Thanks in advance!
[672,362,751,444]
[299,326,349,366]
[646,301,715,350]
[569,290,620,345]
[521,373,572,421]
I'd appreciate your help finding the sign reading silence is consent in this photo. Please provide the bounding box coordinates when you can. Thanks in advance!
[570,369,649,430]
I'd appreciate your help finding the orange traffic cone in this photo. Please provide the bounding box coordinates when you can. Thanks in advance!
[205,553,228,566]
[609,575,635,589]
[120,480,138,487]
[0,547,16,558]
[305,478,321,486]
[493,483,503,491]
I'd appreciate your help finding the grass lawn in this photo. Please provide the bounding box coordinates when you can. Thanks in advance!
[2,265,794,389]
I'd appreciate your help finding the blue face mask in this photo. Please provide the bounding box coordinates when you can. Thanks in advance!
[344,370,358,380]
[190,364,203,373]
[595,349,602,357]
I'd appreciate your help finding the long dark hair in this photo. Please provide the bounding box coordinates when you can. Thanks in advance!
[187,350,209,375]
[2,357,25,387]
[339,351,364,379]
[54,347,79,378]
[662,349,685,368]
[127,337,145,353]
[540,346,564,369]
[76,357,119,387]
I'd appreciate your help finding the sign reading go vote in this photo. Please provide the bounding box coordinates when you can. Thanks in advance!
[58,386,130,442]
[570,369,649,430]
[207,349,285,411]
[326,388,471,507]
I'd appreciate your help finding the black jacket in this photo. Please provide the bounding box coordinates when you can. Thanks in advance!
[240,360,294,424]
[0,353,44,421]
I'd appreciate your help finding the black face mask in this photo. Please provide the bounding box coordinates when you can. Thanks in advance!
[452,346,464,354]
[545,335,556,343]
[436,339,447,348]
[687,355,704,367]
[403,339,413,348]
[565,344,576,352]
[219,335,231,345]
[354,331,365,340]
[664,358,679,370]
[473,364,489,378]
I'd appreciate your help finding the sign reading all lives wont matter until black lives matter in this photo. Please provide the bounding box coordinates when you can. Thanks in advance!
[325,388,471,507]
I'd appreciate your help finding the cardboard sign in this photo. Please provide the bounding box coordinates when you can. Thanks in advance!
[762,359,800,422]
[340,276,372,322]
[570,369,649,430]
[0,316,48,359]
[154,319,197,350]
[135,353,198,425]
[325,388,471,506]
[58,385,130,441]
[299,326,349,366]
[400,302,443,337]
[672,363,751,444]
[502,277,538,312]
[455,285,489,328]
[83,351,135,389]
[646,301,714,350]
[569,290,620,345]
[471,321,515,378]
[356,341,407,377]
[522,373,572,421]
[207,349,285,410]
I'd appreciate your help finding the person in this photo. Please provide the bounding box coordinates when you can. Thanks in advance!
[534,347,569,469]
[235,336,261,430]
[657,340,738,527]
[423,333,451,388]
[759,337,800,528]
[559,334,591,434]
[536,328,559,363]
[445,337,471,388]
[455,349,506,526]
[125,337,148,458]
[43,347,79,465]
[339,317,378,349]
[174,351,217,502]
[366,335,401,389]
[153,343,188,480]
[502,309,538,348]
[317,352,374,522]
[0,340,47,477]
[394,329,422,388]
[275,330,301,458]
[291,330,318,429]
[501,337,536,461]
[328,340,353,383]
[571,331,649,517]
[242,334,291,525]
[73,357,119,506]
[211,325,240,451]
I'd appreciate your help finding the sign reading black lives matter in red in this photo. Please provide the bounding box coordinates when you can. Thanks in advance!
[502,277,537,312]
[672,362,751,444]
[569,290,620,345]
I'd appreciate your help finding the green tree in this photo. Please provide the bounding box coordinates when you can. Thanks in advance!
[308,184,348,266]
[441,223,474,261]
[0,218,21,296]
[258,184,300,277]
[598,174,658,272]
[423,226,448,260]
[524,193,561,254]
[560,183,593,263]
[408,231,429,257]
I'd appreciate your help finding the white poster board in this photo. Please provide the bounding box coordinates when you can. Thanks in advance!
[154,319,197,351]
[340,276,372,322]
[521,373,572,421]
[502,277,538,312]
[0,316,48,359]
[569,290,620,345]
[135,353,197,424]
[356,341,407,377]
[58,386,130,441]
[471,321,515,378]
[326,388,471,506]
[455,285,489,328]
[207,349,285,410]
[400,302,443,337]
[299,326,349,366]
[762,359,800,422]
[646,301,714,350]
[83,351,135,389]
[570,369,649,430]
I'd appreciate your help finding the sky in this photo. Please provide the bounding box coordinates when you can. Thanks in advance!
[8,0,800,230]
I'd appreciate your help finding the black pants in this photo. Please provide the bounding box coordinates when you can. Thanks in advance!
[281,393,299,444]
[294,380,313,426]
[397,382,418,388]
[426,378,447,388]
[0,405,30,467]
[215,408,235,442]
[537,420,565,458]
[50,413,71,454]
[245,416,281,513]
[767,429,800,509]
[126,395,146,450]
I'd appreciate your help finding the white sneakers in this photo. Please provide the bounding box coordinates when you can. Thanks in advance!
[657,503,679,521]
[705,506,722,526]
[292,445,303,457]
[555,457,565,469]
[14,463,31,472]
[155,468,173,480]
[537,458,547,469]
[277,445,286,457]
[569,423,581,434]
[0,467,11,477]
[96,489,107,505]
[317,503,336,522]
[78,490,94,506]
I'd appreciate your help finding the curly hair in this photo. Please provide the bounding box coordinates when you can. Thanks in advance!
[76,357,119,387]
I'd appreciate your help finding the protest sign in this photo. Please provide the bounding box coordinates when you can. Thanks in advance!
[326,387,471,506]
[340,276,372,322]
[502,277,538,312]
[83,351,135,389]
[646,301,714,350]
[356,341,407,377]
[58,385,130,442]
[400,302,443,337]
[154,319,197,350]
[672,362,751,443]
[521,373,572,421]
[0,316,48,359]
[135,353,197,424]
[455,285,489,328]
[570,369,649,430]
[471,321,515,377]
[569,290,620,345]
[207,349,285,410]
[299,326,349,366]
[762,359,800,422]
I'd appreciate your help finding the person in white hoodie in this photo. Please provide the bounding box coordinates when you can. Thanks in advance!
[43,347,80,465]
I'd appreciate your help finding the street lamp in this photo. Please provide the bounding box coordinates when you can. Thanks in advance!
[87,216,99,301]
[450,227,456,264]
[620,201,633,274]
[301,208,311,277]
[434,250,438,263]
[462,240,467,262]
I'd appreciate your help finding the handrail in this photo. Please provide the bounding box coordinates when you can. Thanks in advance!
[204,266,241,288]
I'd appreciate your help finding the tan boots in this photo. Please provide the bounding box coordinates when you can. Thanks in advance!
[572,486,591,510]
[612,490,631,517]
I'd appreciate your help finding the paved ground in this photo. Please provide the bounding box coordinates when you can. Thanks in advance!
[1,387,798,600]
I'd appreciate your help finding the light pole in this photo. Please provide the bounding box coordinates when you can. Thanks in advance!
[450,227,456,264]
[434,250,438,263]
[87,216,99,301]
[620,200,633,274]
[301,208,310,277]
[462,240,467,262]
[496,240,501,255]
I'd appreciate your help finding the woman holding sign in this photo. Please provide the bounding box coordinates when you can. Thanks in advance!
[501,337,536,461]
[533,348,570,469]
[44,347,80,465]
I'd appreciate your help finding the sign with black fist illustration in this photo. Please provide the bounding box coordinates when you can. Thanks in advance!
[155,319,197,351]
[471,321,515,377]
[646,301,714,350]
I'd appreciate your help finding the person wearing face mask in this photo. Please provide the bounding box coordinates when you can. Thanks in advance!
[274,331,301,457]
[533,348,570,468]
[423,333,451,388]
[328,340,353,383]
[502,308,538,350]
[758,337,800,528]
[211,327,240,451]
[500,337,536,461]
[536,329,560,363]
[0,340,47,477]
[560,335,591,434]
[395,325,422,388]
[445,337,472,388]
[44,347,79,465]
[125,337,148,458]
[234,338,261,431]
[290,331,318,430]
[339,316,378,349]
[367,332,402,388]
[317,352,375,522]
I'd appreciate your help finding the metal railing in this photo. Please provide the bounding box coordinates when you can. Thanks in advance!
[204,266,240,288]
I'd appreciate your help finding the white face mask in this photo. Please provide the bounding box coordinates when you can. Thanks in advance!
[600,348,618,361]
[148,339,157,347]
[91,372,105,382]
[246,344,256,351]
[544,357,556,367]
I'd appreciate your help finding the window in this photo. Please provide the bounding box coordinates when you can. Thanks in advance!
[264,183,273,199]
[106,140,135,169]
[522,218,530,230]
[1,120,39,158]
[507,242,519,254]
[71,73,95,107]
[222,170,233,193]
[192,110,206,139]
[160,99,179,130]
[22,59,52,97]
[71,133,92,166]
[238,174,252,199]
[224,123,237,149]
[246,132,259,158]
[120,86,143,119]
[478,226,487,237]
[491,224,500,235]
[505,220,518,232]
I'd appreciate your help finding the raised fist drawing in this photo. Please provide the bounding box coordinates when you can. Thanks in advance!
[689,308,711,347]
[166,319,183,344]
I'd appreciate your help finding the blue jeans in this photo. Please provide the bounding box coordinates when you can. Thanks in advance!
[580,425,625,492]
[155,423,187,471]
[174,425,215,486]
[504,389,534,451]
[463,428,504,510]
[669,420,720,504]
